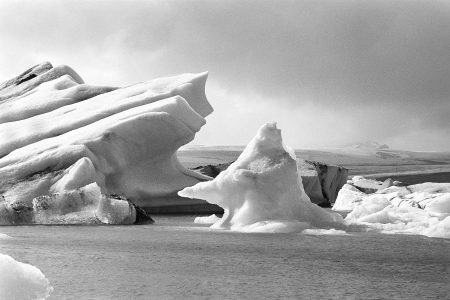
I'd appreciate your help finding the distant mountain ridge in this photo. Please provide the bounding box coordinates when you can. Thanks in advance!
[342,141,389,150]
[183,142,392,152]
[178,143,450,178]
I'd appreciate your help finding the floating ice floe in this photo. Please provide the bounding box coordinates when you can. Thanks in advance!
[179,123,344,233]
[334,176,450,238]
[194,214,221,224]
[0,62,212,224]
[0,253,53,300]
[302,228,348,236]
[0,233,10,239]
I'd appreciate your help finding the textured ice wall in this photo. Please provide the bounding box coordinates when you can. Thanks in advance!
[0,62,212,224]
[179,123,343,232]
[0,253,53,299]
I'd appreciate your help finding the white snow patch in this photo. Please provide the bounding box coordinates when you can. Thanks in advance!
[0,253,53,300]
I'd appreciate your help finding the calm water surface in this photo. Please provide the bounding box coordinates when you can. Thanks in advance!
[1,216,449,299]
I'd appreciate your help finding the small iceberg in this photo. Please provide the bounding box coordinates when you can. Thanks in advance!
[0,253,53,300]
[334,176,450,238]
[180,122,344,233]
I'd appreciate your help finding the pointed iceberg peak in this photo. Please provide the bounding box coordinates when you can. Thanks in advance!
[179,122,343,232]
[252,122,282,149]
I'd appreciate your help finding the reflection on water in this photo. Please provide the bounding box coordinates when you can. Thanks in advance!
[1,216,449,300]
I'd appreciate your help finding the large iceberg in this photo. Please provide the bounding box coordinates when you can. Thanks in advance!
[334,177,450,238]
[0,62,212,224]
[0,253,53,299]
[179,123,343,233]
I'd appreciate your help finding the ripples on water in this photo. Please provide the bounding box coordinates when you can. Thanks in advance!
[1,216,449,299]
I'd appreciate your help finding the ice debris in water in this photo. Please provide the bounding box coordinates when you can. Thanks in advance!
[179,122,344,233]
[334,177,450,238]
[0,253,53,300]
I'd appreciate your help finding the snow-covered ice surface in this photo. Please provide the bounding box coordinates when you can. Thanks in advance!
[0,253,53,299]
[0,63,212,224]
[334,177,450,238]
[331,184,366,211]
[179,123,344,233]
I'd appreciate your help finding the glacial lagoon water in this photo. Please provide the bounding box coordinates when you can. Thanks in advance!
[1,216,449,300]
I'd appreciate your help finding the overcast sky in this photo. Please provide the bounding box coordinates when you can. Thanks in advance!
[1,0,449,151]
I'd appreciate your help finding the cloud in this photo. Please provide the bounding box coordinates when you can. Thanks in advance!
[0,0,449,150]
